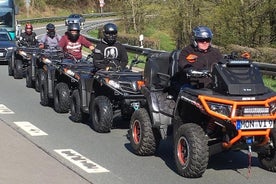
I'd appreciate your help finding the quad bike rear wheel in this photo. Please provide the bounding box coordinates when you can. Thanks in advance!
[54,82,70,113]
[14,59,23,79]
[258,128,276,172]
[129,108,160,156]
[174,123,209,178]
[26,66,34,88]
[90,96,113,133]
[70,89,88,122]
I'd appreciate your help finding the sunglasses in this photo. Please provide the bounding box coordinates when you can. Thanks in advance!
[196,38,211,43]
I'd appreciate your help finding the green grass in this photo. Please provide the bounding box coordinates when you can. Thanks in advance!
[263,75,276,91]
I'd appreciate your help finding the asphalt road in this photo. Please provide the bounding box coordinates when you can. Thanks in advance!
[0,19,275,184]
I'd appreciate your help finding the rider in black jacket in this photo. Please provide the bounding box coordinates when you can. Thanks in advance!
[19,23,38,46]
[93,23,128,70]
[169,26,223,98]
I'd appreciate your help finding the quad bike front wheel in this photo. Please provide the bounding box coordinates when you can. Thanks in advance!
[90,96,113,133]
[26,66,34,88]
[129,108,160,156]
[70,89,88,122]
[258,128,276,172]
[35,69,42,92]
[14,59,23,79]
[40,71,50,106]
[174,123,209,178]
[54,82,70,113]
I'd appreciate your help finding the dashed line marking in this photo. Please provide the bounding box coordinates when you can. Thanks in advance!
[0,104,15,114]
[54,149,109,173]
[14,121,48,136]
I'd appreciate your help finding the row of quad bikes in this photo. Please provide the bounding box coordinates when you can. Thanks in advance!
[8,41,276,178]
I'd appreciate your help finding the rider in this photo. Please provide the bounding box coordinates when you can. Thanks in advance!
[19,23,38,46]
[39,23,61,49]
[58,23,95,61]
[169,26,223,98]
[93,23,128,70]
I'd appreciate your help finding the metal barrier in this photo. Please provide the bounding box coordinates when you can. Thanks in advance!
[18,12,118,24]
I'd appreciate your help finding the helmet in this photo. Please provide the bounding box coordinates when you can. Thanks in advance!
[25,23,33,35]
[103,23,118,45]
[46,23,56,38]
[67,23,80,42]
[46,23,55,31]
[191,26,213,48]
[67,23,80,32]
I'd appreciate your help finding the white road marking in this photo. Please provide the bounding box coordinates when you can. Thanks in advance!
[54,149,109,173]
[0,104,15,114]
[14,121,48,136]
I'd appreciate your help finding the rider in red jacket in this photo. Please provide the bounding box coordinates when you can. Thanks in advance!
[59,23,94,60]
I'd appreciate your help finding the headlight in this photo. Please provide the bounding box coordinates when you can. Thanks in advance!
[7,47,15,51]
[208,102,232,117]
[131,81,138,91]
[43,58,52,64]
[65,69,75,76]
[108,79,120,89]
[132,80,145,91]
[19,50,27,57]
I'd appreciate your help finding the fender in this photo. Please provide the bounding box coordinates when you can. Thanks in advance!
[141,86,173,139]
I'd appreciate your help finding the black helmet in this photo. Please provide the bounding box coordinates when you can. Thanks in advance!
[103,23,118,45]
[46,23,55,31]
[46,23,56,38]
[191,26,213,48]
[67,23,80,42]
[67,23,80,32]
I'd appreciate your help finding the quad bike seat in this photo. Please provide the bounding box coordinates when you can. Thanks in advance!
[144,50,181,91]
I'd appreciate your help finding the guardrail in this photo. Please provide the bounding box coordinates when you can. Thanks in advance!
[18,12,118,24]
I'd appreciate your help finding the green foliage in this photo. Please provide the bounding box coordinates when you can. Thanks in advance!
[263,76,276,91]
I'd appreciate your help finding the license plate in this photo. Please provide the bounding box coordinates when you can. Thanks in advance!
[236,120,274,130]
[0,52,3,56]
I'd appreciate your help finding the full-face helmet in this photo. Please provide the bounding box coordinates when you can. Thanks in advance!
[67,23,81,42]
[46,23,56,38]
[103,23,118,45]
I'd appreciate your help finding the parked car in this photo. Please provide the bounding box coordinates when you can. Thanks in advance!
[65,14,85,29]
[0,28,17,65]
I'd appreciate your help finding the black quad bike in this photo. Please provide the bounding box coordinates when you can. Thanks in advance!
[68,55,98,122]
[25,48,64,92]
[9,40,40,79]
[128,50,276,178]
[89,57,146,133]
[40,54,94,114]
[55,54,96,115]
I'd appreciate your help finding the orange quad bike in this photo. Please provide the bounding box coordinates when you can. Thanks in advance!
[128,50,276,178]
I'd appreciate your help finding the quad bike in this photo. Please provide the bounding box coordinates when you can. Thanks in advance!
[68,55,98,122]
[9,39,40,79]
[128,50,276,178]
[54,54,96,115]
[89,56,146,133]
[40,53,94,114]
[26,47,64,92]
